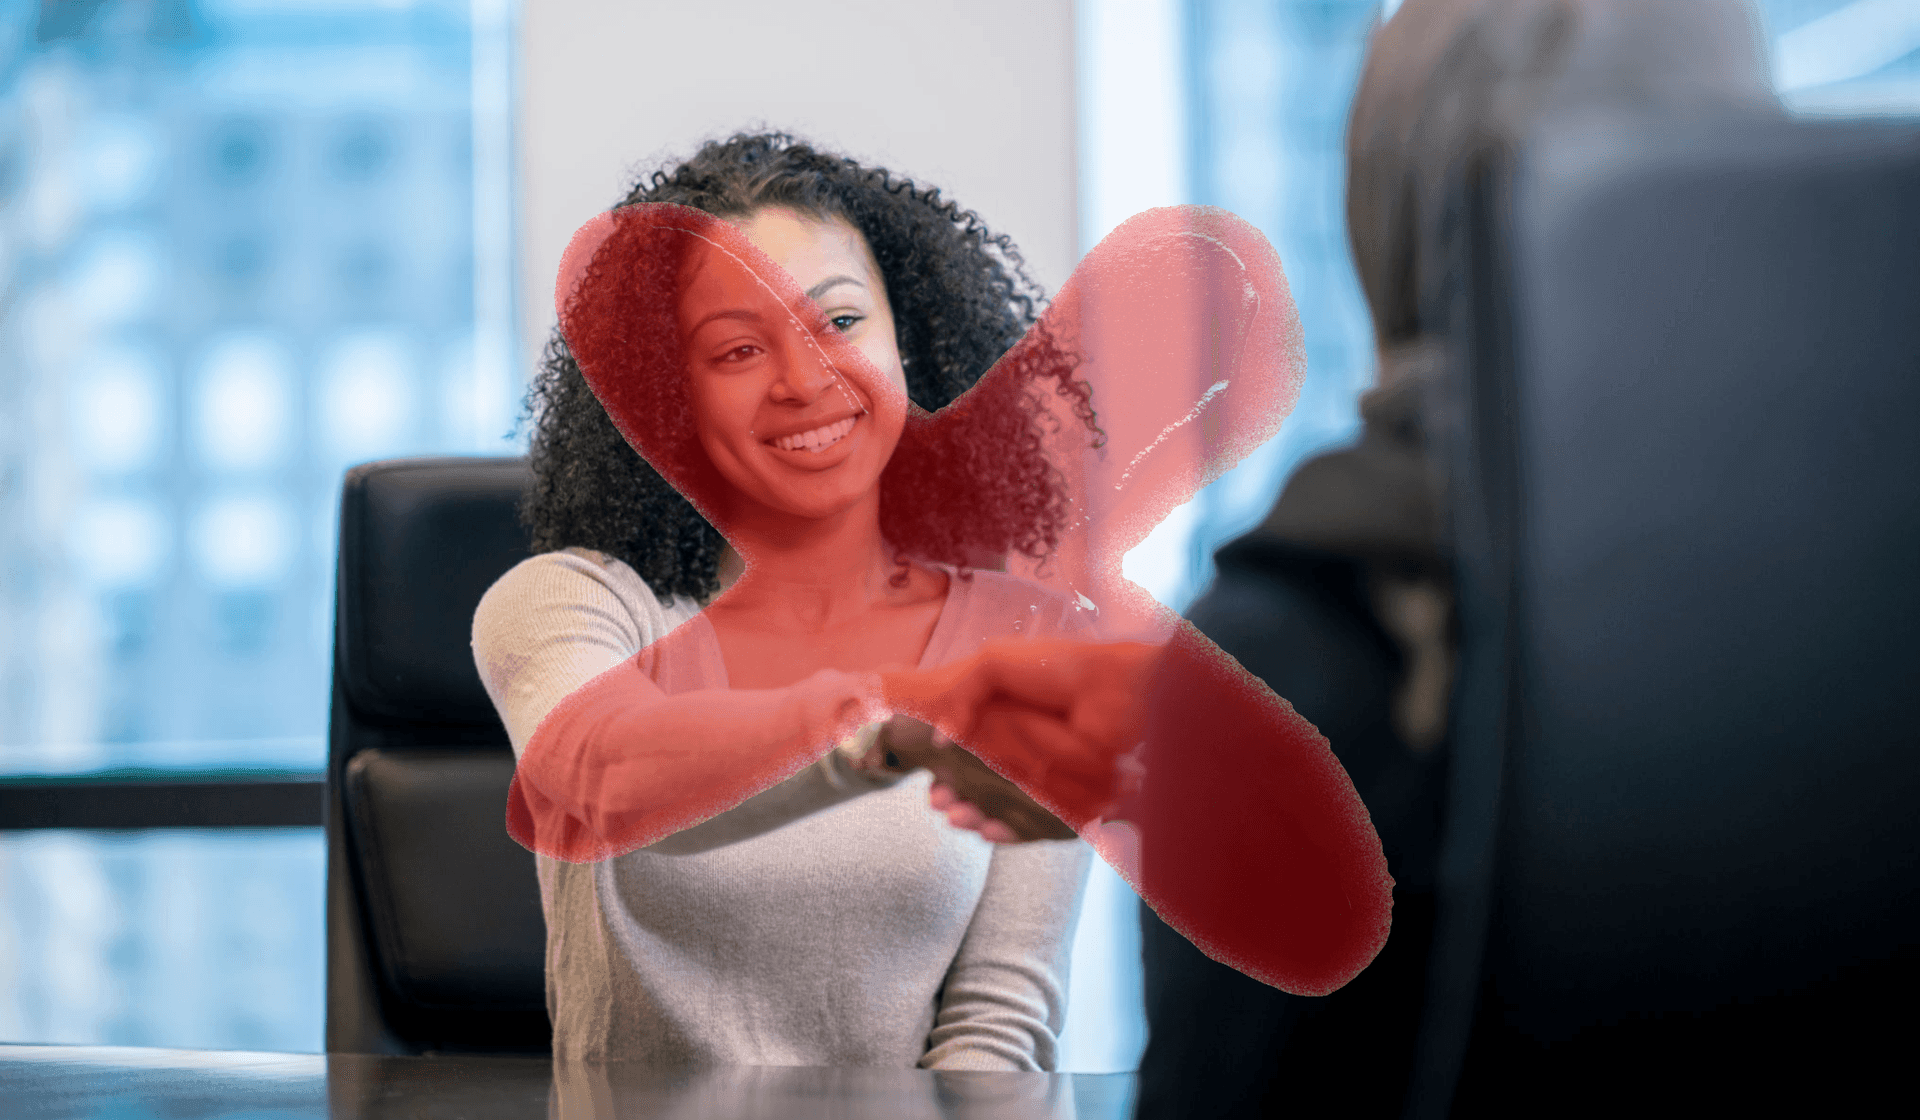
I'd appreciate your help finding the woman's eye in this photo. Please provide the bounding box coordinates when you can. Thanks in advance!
[829,314,862,333]
[718,344,762,363]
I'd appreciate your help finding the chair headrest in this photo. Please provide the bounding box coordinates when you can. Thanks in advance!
[336,457,532,726]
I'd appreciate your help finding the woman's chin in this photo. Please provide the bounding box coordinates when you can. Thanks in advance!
[760,482,879,525]
[747,434,900,522]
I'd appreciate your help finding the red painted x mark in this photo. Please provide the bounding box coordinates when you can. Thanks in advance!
[514,204,1390,996]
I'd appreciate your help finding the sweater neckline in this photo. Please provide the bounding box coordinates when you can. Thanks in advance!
[689,563,967,690]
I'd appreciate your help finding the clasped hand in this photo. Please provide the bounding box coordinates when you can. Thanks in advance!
[874,638,1160,843]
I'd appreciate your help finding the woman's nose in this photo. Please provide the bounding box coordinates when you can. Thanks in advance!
[768,339,843,405]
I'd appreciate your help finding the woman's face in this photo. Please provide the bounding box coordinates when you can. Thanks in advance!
[678,207,909,525]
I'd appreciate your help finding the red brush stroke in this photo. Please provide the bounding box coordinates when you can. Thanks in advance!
[510,203,1391,996]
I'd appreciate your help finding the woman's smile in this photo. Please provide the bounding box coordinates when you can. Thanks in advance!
[764,414,859,456]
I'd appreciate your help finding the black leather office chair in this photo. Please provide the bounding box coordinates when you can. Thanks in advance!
[1409,119,1920,1114]
[325,456,549,1054]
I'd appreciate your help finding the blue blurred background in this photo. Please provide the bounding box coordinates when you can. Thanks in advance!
[2,0,1915,1062]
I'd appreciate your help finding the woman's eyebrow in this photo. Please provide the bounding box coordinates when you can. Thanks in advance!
[688,275,863,335]
[690,307,764,333]
[806,275,866,301]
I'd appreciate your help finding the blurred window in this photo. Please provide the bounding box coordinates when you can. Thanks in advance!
[0,830,325,1053]
[1160,0,1382,613]
[2,0,516,774]
[1764,0,1920,116]
[0,0,516,1052]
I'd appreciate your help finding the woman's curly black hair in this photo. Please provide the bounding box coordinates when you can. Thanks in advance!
[522,131,1099,601]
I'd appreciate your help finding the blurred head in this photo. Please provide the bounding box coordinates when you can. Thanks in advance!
[526,132,1094,599]
[1346,0,1779,370]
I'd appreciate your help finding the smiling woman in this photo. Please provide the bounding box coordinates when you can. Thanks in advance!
[475,134,1111,1069]
[480,131,1389,1070]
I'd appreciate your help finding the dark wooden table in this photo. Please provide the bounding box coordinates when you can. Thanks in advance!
[0,1045,1138,1119]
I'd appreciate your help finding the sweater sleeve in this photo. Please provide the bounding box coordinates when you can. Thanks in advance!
[472,549,899,863]
[920,838,1093,1071]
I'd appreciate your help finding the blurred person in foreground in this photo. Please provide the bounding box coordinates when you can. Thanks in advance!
[1132,1,1779,1116]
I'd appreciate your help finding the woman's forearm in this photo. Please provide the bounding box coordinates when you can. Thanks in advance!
[507,656,887,863]
[478,550,903,862]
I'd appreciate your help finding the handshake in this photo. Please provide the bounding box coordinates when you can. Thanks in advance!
[866,638,1164,844]
[869,627,1392,997]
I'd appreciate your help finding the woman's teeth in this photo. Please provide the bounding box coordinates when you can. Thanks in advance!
[772,416,856,452]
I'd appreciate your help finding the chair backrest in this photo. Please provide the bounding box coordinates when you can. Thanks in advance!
[1413,118,1920,1113]
[325,456,548,1054]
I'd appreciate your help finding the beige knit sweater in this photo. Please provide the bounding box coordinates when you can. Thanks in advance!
[472,548,1093,1068]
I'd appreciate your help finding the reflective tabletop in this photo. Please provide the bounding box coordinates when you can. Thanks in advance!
[0,1045,1137,1119]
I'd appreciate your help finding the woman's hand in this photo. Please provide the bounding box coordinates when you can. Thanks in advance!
[880,716,1079,842]
[881,639,1163,831]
